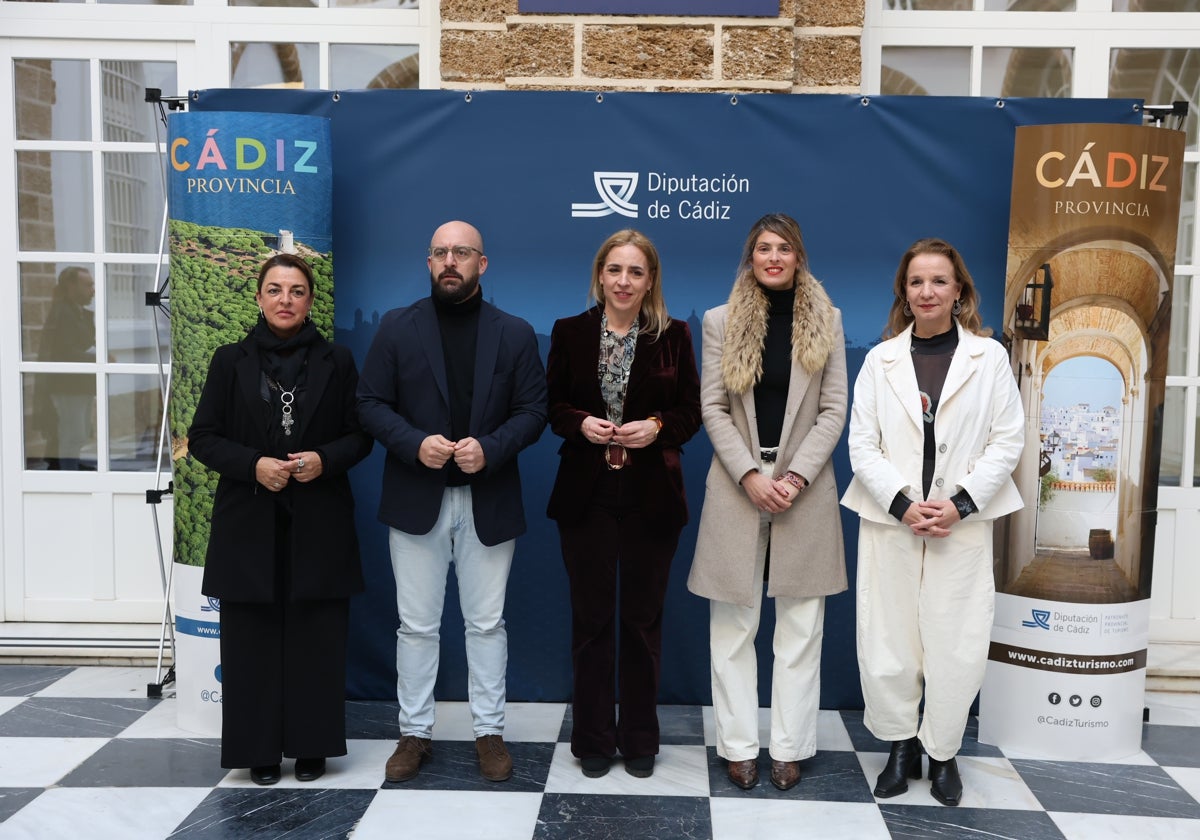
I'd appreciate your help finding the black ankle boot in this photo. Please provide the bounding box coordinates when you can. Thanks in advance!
[873,737,922,798]
[928,756,962,806]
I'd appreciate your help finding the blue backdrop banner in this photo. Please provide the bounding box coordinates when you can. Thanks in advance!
[187,89,1141,709]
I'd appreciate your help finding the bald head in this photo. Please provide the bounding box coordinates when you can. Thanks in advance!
[428,220,487,304]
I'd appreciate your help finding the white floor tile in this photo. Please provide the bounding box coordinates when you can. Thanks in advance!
[425,700,566,743]
[543,742,710,796]
[855,752,1044,810]
[34,666,158,699]
[0,737,112,786]
[1050,811,1200,840]
[352,789,543,840]
[709,798,891,840]
[0,787,210,840]
[1146,691,1200,727]
[118,698,204,738]
[1163,766,1200,803]
[0,697,25,716]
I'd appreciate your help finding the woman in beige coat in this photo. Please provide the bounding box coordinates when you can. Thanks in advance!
[688,213,848,792]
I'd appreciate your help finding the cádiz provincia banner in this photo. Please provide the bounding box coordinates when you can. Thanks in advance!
[980,123,1186,759]
[166,110,333,733]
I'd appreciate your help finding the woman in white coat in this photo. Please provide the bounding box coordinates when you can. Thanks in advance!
[689,213,847,792]
[841,237,1024,807]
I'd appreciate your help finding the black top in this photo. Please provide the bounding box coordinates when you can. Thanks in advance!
[753,285,795,449]
[433,288,483,487]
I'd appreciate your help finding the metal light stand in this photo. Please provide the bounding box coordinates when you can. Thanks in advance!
[144,87,188,698]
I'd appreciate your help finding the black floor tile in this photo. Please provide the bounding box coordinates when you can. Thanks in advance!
[0,789,43,823]
[706,747,876,802]
[534,792,711,840]
[1141,723,1200,768]
[168,788,375,838]
[0,665,76,697]
[1013,759,1200,818]
[0,697,159,738]
[881,804,1068,839]
[380,740,556,793]
[58,737,226,787]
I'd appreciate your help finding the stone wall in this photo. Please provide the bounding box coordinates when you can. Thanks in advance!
[438,0,864,93]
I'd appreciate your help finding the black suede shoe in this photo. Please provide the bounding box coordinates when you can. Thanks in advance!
[625,755,655,778]
[294,758,326,782]
[250,764,281,786]
[928,756,962,806]
[873,737,922,798]
[581,756,611,778]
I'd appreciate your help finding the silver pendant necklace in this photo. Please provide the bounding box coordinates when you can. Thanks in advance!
[265,375,297,436]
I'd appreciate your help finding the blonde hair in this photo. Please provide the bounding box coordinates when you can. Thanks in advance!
[587,229,671,340]
[884,237,990,339]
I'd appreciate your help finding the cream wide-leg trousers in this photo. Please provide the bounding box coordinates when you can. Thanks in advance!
[709,511,825,763]
[855,517,995,761]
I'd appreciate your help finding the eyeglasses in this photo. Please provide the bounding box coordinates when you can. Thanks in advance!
[429,245,482,262]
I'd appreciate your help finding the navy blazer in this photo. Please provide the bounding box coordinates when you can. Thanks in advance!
[545,307,702,530]
[188,332,373,602]
[356,296,548,546]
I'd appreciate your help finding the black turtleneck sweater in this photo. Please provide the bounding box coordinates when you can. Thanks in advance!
[433,288,482,486]
[753,285,795,449]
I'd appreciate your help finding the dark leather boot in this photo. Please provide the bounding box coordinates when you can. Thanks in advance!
[873,737,922,798]
[928,756,962,806]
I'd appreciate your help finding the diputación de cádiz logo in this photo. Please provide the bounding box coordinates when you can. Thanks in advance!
[571,171,639,218]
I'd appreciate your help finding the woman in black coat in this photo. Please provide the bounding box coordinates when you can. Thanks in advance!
[188,253,372,785]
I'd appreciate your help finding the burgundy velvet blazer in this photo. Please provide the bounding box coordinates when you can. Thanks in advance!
[545,307,701,530]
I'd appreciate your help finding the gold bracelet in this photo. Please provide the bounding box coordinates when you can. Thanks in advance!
[647,416,663,438]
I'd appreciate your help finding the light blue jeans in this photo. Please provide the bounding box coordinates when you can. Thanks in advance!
[389,485,514,739]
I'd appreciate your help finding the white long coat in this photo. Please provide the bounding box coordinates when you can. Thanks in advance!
[841,322,1025,523]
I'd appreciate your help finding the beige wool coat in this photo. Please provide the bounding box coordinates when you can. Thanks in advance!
[688,301,849,608]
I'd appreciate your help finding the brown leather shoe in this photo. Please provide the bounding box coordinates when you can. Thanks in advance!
[727,758,759,790]
[476,734,513,782]
[385,735,432,782]
[770,759,801,791]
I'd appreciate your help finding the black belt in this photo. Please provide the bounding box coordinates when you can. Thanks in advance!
[760,448,777,463]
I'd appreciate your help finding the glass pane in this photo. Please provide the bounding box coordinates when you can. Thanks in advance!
[108,373,168,472]
[1159,386,1185,486]
[884,0,970,9]
[1167,275,1192,376]
[102,60,177,142]
[106,263,170,364]
[17,150,94,252]
[1178,161,1196,266]
[103,151,165,253]
[230,42,318,88]
[1109,48,1200,150]
[1113,1,1200,11]
[330,0,418,6]
[986,0,1074,8]
[20,262,97,363]
[96,0,193,5]
[14,58,89,141]
[330,44,419,90]
[23,372,97,471]
[982,48,1072,97]
[881,47,971,95]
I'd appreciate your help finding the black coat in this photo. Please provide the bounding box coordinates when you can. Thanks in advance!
[188,332,373,602]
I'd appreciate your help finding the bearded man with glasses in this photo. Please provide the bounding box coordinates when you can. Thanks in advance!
[358,220,547,784]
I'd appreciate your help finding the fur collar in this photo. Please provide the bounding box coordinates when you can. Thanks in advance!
[720,272,837,394]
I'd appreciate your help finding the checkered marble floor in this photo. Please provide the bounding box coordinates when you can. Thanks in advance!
[1,666,1199,839]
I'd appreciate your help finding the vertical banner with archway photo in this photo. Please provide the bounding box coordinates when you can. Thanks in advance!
[166,110,333,733]
[981,123,1186,760]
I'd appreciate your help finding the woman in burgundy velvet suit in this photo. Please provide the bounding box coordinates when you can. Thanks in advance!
[546,229,701,779]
